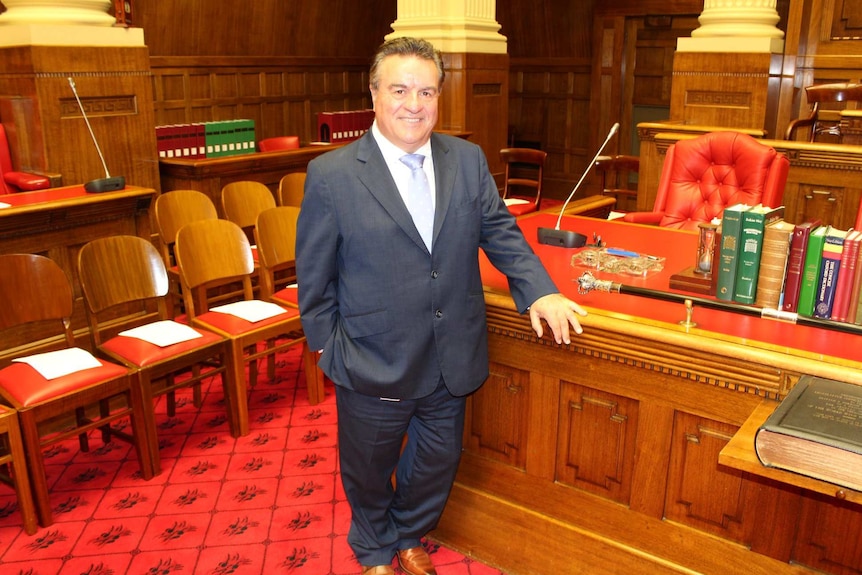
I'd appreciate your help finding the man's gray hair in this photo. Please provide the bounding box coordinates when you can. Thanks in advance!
[369,37,445,91]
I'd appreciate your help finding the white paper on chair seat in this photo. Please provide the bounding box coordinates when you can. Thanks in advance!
[211,300,288,322]
[120,320,203,347]
[504,198,529,206]
[0,202,10,209]
[13,347,103,380]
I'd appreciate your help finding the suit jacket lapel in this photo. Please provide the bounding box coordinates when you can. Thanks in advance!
[430,132,456,244]
[355,134,427,250]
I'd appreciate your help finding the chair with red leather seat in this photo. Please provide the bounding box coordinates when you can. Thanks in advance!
[78,235,238,475]
[500,147,547,216]
[785,82,862,142]
[621,131,789,232]
[0,124,52,194]
[258,136,300,152]
[0,253,152,527]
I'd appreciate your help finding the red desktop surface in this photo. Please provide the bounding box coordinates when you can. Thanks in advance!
[481,213,862,363]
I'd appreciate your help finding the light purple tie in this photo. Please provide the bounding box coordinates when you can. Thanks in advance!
[400,153,434,251]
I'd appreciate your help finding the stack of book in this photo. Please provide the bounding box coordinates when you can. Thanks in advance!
[317,110,375,143]
[156,119,256,159]
[714,204,862,325]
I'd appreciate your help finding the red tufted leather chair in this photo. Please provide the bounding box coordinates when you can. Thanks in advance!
[0,125,51,194]
[622,131,789,231]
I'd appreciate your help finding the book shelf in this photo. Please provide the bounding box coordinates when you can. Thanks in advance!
[719,400,862,506]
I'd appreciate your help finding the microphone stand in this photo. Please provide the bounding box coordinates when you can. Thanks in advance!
[537,123,620,247]
[68,77,126,193]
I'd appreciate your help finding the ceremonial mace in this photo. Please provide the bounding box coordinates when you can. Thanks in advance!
[576,271,862,336]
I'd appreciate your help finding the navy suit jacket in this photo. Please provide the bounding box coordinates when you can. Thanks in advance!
[295,132,558,399]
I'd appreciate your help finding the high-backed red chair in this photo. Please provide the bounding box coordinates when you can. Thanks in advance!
[258,136,300,152]
[622,131,789,231]
[0,124,52,195]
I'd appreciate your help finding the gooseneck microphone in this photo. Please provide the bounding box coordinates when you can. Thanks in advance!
[68,77,126,193]
[536,122,619,247]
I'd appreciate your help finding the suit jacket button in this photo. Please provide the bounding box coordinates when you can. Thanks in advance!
[435,310,443,318]
[431,270,439,279]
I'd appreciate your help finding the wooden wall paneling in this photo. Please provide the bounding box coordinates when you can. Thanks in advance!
[0,46,160,192]
[150,57,371,147]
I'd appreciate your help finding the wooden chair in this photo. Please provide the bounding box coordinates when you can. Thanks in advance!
[0,254,151,527]
[255,206,325,404]
[153,189,219,317]
[258,135,300,152]
[277,172,306,208]
[77,235,241,475]
[221,180,276,245]
[500,147,547,216]
[594,154,639,212]
[0,405,38,534]
[174,219,313,434]
[785,82,862,142]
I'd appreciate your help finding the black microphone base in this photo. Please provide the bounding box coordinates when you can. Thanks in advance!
[537,227,587,248]
[84,176,125,193]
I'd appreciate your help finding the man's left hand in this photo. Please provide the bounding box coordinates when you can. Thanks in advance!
[529,293,587,345]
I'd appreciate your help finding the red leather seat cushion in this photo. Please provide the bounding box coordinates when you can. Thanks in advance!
[194,303,300,336]
[100,327,224,367]
[273,285,299,307]
[0,360,129,407]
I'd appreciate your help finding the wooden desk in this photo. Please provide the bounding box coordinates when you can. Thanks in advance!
[159,144,341,215]
[0,185,155,358]
[433,214,862,575]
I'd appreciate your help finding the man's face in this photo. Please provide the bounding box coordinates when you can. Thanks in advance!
[370,55,439,153]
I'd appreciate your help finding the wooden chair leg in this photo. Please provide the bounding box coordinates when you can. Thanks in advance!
[0,410,38,534]
[302,342,325,405]
[17,409,53,527]
[224,342,249,437]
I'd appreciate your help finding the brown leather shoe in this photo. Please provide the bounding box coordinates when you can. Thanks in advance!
[360,565,395,575]
[397,546,437,575]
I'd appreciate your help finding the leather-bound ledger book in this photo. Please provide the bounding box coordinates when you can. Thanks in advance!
[734,205,784,305]
[782,219,822,313]
[715,203,751,301]
[754,220,794,309]
[755,374,862,492]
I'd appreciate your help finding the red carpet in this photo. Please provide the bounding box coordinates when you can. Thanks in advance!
[0,346,507,575]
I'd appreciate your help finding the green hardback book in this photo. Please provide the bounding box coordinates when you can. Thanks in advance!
[733,205,785,304]
[797,225,828,317]
[715,203,751,301]
[755,374,862,492]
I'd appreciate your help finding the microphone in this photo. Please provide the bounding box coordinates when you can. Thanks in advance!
[67,77,125,193]
[537,122,620,247]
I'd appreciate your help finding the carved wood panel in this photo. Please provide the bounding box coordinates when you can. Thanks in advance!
[465,361,530,470]
[664,412,751,543]
[794,495,862,573]
[555,380,639,504]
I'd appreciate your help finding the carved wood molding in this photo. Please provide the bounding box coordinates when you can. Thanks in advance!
[484,290,860,399]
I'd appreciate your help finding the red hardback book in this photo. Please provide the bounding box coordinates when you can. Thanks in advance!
[847,240,862,324]
[782,219,821,313]
[831,230,862,322]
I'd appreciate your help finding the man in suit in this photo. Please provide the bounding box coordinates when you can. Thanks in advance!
[296,37,586,575]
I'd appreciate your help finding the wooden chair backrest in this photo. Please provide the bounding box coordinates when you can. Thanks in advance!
[174,219,256,319]
[254,206,300,300]
[500,147,547,208]
[0,253,75,354]
[277,172,306,207]
[153,190,218,265]
[78,235,170,346]
[221,181,277,232]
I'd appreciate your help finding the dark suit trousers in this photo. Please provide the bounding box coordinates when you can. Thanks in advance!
[335,381,466,566]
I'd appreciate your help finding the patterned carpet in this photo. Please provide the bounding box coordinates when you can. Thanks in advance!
[0,346,506,575]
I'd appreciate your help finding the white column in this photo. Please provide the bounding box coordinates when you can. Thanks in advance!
[386,0,507,54]
[677,0,785,53]
[0,0,144,46]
